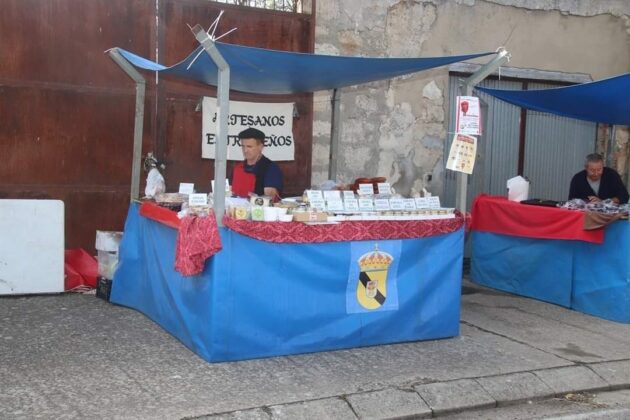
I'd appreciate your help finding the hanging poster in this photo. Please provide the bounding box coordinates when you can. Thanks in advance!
[455,95,482,135]
[446,133,477,174]
[202,98,294,161]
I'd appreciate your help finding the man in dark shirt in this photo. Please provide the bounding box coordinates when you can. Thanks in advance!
[569,153,629,204]
[231,127,283,200]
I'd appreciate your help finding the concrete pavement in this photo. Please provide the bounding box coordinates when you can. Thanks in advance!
[2,280,630,419]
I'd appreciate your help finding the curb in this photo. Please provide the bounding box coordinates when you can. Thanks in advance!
[193,360,630,419]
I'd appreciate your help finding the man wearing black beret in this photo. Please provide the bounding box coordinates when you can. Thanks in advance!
[231,127,283,200]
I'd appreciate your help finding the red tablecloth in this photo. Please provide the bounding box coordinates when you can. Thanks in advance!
[223,214,464,243]
[140,202,465,243]
[470,194,604,244]
[139,201,181,228]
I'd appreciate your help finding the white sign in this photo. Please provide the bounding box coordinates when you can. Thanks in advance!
[323,190,341,200]
[402,199,417,210]
[202,98,295,161]
[377,183,392,195]
[188,193,208,206]
[358,198,374,211]
[310,199,326,211]
[306,190,324,202]
[179,183,194,194]
[343,190,356,200]
[326,199,345,212]
[389,198,405,210]
[446,133,477,175]
[358,184,374,196]
[455,96,482,135]
[427,196,441,209]
[415,197,429,208]
[374,198,391,211]
[344,198,359,212]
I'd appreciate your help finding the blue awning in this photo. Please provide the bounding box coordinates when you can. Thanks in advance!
[115,42,494,95]
[476,73,630,125]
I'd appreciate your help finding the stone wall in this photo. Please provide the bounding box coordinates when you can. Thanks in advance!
[312,0,630,196]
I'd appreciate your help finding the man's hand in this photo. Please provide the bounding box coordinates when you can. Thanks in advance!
[587,196,601,203]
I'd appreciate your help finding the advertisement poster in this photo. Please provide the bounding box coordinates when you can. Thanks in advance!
[455,95,482,135]
[446,133,477,174]
[202,98,294,161]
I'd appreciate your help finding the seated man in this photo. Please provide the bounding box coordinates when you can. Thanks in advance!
[569,153,629,204]
[231,127,283,200]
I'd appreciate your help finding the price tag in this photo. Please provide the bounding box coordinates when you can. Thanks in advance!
[188,193,208,206]
[427,196,441,209]
[306,190,324,201]
[377,183,392,195]
[179,183,194,194]
[323,190,341,200]
[343,190,356,200]
[403,198,417,210]
[389,198,405,210]
[326,199,344,212]
[415,197,429,208]
[344,198,359,212]
[374,198,391,211]
[211,179,230,192]
[310,198,326,211]
[358,198,374,211]
[358,183,374,196]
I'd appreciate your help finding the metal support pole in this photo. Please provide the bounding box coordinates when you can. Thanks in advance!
[108,48,146,202]
[455,48,511,213]
[328,88,341,181]
[191,25,230,226]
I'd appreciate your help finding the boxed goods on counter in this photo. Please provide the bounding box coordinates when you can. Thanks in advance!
[292,211,328,223]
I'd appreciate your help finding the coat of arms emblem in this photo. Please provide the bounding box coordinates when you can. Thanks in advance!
[356,243,394,310]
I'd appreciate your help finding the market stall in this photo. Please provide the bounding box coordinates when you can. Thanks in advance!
[106,19,504,362]
[470,195,630,323]
[112,202,465,362]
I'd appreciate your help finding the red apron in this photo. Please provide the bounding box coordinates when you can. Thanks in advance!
[232,162,256,198]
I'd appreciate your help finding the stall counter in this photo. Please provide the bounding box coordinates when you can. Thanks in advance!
[471,195,630,323]
[111,203,466,362]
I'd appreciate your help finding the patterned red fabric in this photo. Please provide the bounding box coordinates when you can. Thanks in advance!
[223,214,465,243]
[175,214,223,276]
[470,194,604,244]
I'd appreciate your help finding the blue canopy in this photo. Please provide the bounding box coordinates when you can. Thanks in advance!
[476,73,630,125]
[115,42,494,95]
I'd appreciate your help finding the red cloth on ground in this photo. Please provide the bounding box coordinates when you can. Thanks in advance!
[470,194,604,244]
[223,213,464,243]
[174,214,223,276]
[64,249,98,290]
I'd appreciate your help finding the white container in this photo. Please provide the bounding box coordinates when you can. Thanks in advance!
[507,176,529,202]
[278,214,293,222]
[95,231,123,280]
[263,206,278,222]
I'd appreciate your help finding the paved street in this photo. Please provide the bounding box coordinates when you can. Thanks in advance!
[2,280,630,419]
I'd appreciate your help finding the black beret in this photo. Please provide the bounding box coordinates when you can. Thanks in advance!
[238,127,265,141]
